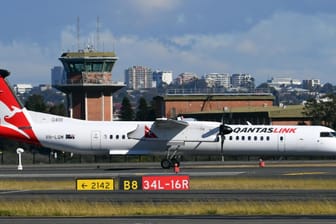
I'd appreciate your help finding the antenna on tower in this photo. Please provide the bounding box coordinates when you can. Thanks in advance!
[96,16,100,51]
[77,16,80,51]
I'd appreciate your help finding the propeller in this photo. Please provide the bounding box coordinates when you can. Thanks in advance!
[218,119,233,162]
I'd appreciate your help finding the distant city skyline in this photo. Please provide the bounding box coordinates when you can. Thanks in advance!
[49,65,322,92]
[2,0,336,85]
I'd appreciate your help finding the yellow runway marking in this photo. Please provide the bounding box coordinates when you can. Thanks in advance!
[283,172,327,176]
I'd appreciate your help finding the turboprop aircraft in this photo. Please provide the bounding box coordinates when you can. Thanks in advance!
[0,69,336,169]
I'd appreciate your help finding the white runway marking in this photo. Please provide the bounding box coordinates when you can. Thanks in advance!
[0,190,30,194]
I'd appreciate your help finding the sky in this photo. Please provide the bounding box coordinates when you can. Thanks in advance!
[1,0,336,85]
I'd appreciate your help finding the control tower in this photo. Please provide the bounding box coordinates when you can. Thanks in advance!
[55,47,125,121]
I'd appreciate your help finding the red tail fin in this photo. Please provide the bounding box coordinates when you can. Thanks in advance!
[0,69,23,109]
[0,69,39,144]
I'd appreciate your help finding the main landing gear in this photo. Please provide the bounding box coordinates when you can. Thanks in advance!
[161,146,182,169]
[161,158,180,169]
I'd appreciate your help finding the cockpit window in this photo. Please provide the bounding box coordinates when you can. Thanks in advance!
[320,132,336,137]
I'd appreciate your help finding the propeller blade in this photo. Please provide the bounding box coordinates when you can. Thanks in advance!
[221,135,224,162]
[218,124,232,162]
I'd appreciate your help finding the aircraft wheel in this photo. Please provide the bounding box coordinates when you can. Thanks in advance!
[161,159,171,169]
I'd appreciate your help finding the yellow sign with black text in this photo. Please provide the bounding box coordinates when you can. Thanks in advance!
[76,178,114,191]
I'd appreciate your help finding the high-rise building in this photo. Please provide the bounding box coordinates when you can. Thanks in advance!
[205,73,230,88]
[175,72,198,85]
[231,73,255,91]
[51,66,65,86]
[125,66,153,90]
[152,70,173,87]
[302,79,321,90]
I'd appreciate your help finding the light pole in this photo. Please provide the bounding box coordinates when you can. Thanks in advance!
[16,148,24,171]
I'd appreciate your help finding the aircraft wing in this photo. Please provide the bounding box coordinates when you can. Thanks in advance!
[127,118,188,140]
[128,118,219,143]
[152,118,189,129]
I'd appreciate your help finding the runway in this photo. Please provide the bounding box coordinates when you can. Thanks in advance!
[0,216,336,224]
[0,160,335,202]
[1,160,336,179]
[0,161,336,223]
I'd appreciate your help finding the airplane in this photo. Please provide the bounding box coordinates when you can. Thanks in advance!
[0,68,336,169]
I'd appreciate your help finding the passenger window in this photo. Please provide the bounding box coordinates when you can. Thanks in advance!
[122,135,126,139]
[248,136,251,141]
[280,136,284,141]
[266,136,270,141]
[109,135,113,139]
[320,132,329,137]
[320,132,336,137]
[241,136,245,141]
[260,136,264,141]
[229,136,233,141]
[116,135,119,140]
[236,136,239,141]
[254,136,257,141]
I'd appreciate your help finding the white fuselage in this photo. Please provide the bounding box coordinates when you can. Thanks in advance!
[28,110,336,157]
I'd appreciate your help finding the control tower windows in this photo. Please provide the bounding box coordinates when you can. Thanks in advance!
[103,62,113,72]
[69,63,85,73]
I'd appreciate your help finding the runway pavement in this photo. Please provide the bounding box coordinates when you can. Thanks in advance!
[0,160,335,202]
[0,160,336,179]
[0,216,336,224]
[0,161,336,223]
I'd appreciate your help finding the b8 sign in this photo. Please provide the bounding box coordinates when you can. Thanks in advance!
[119,176,142,191]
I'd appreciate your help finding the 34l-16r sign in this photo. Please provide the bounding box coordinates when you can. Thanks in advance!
[142,175,190,191]
[119,175,190,191]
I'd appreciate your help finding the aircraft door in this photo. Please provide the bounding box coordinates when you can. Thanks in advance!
[91,131,101,150]
[278,135,285,152]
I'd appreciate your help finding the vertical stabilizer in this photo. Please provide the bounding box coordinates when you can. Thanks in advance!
[0,69,39,144]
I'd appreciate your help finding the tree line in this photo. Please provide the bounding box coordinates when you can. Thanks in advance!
[24,94,67,115]
[119,96,157,121]
[24,94,158,121]
[303,94,336,129]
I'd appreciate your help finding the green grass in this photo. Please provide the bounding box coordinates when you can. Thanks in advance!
[0,200,335,216]
[0,180,73,190]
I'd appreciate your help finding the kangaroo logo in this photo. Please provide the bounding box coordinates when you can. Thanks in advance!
[0,71,39,145]
[144,125,157,138]
[0,101,31,139]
